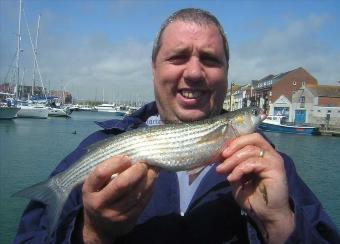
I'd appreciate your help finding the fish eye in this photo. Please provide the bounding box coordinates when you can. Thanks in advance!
[252,108,258,116]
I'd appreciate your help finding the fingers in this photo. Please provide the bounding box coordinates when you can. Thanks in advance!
[84,155,132,193]
[116,183,155,222]
[221,133,273,158]
[101,163,157,204]
[82,157,159,240]
[105,166,158,218]
[216,144,262,174]
[83,156,159,215]
[226,158,265,183]
[216,133,284,179]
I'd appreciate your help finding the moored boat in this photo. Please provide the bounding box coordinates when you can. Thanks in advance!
[78,105,97,112]
[95,103,116,113]
[0,96,21,119]
[124,106,140,117]
[17,102,49,119]
[259,115,319,135]
[17,106,49,119]
[48,107,72,117]
[0,106,21,119]
[95,104,127,116]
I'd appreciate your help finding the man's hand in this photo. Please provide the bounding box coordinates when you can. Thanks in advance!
[216,133,295,243]
[78,155,158,244]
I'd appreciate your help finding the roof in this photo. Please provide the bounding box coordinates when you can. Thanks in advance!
[257,67,307,84]
[259,74,275,82]
[307,85,340,98]
[272,67,310,83]
[252,67,305,87]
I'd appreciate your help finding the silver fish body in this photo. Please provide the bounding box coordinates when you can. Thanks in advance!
[14,106,265,236]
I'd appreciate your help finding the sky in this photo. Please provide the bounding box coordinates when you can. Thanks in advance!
[1,0,339,103]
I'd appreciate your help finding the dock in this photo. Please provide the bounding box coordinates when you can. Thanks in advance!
[319,129,340,137]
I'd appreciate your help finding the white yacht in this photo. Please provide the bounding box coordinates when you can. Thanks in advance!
[48,107,72,117]
[17,101,48,119]
[95,103,116,113]
[95,104,128,116]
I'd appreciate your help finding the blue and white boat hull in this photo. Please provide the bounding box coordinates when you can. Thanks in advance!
[259,122,319,135]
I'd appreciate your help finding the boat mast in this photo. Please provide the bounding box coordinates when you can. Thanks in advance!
[15,0,22,98]
[32,14,41,96]
[24,9,47,102]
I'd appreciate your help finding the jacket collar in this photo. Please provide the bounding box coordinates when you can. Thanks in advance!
[95,101,159,132]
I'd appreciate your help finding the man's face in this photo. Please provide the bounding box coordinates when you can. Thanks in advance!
[153,21,228,123]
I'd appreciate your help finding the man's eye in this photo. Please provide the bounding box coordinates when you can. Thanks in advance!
[201,55,221,66]
[168,55,187,64]
[171,55,186,60]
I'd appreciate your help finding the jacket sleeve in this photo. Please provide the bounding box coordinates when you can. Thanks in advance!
[281,153,340,243]
[13,131,109,244]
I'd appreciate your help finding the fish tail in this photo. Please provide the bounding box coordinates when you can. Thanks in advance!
[13,177,70,236]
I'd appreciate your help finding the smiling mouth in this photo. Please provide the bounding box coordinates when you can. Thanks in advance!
[180,90,204,99]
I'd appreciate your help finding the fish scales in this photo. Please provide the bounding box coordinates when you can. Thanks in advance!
[62,121,223,188]
[120,122,220,151]
[61,111,254,188]
[13,106,265,236]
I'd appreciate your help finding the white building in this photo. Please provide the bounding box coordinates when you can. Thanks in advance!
[292,85,340,127]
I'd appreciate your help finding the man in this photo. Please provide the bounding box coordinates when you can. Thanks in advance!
[14,8,338,243]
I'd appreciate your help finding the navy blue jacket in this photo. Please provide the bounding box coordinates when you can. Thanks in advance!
[14,102,339,243]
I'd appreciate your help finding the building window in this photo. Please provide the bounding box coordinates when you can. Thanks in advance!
[293,81,296,86]
[327,110,331,113]
[318,110,321,113]
[269,91,272,96]
[299,96,305,103]
[302,81,305,86]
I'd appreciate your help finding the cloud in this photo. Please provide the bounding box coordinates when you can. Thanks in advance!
[1,3,339,105]
[2,29,154,102]
[229,13,340,85]
[0,1,154,103]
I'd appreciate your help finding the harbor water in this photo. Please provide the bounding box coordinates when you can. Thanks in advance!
[1,111,339,242]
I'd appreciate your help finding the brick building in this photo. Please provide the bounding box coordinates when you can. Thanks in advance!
[252,67,318,120]
[49,90,72,104]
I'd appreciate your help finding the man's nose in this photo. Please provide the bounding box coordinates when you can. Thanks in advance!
[183,57,204,83]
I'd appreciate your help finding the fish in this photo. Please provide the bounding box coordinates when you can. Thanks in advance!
[13,106,265,236]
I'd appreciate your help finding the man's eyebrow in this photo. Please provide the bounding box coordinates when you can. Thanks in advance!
[200,48,218,56]
[169,46,190,54]
[200,50,223,61]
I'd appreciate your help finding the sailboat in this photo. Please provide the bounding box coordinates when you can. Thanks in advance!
[0,93,21,119]
[15,2,48,119]
[0,1,23,119]
[17,100,48,118]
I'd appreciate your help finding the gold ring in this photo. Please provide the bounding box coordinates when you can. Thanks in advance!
[259,149,265,158]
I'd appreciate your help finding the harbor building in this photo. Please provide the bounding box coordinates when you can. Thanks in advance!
[252,67,318,119]
[292,85,340,127]
[221,67,340,129]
